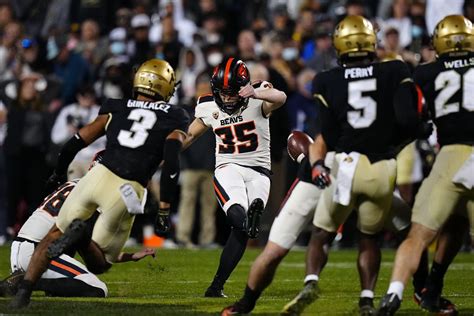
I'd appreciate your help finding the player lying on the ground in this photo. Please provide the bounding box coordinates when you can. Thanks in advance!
[183,57,286,298]
[9,59,189,309]
[378,15,474,315]
[0,154,156,298]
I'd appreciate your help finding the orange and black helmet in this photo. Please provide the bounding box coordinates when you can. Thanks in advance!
[211,57,250,115]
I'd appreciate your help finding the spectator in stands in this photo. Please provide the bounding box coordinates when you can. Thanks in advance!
[194,12,225,47]
[128,14,152,68]
[264,34,296,92]
[76,19,108,74]
[262,5,294,43]
[286,68,318,136]
[3,73,52,236]
[178,46,206,107]
[382,27,418,66]
[0,2,14,33]
[50,85,105,180]
[108,28,129,61]
[154,14,183,70]
[49,34,91,105]
[378,0,413,48]
[150,0,197,48]
[305,31,338,72]
[0,21,23,81]
[177,122,217,249]
[237,29,258,62]
[94,57,131,101]
[292,8,316,54]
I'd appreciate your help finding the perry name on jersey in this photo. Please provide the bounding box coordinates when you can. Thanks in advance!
[314,60,413,161]
[17,180,78,242]
[195,82,271,170]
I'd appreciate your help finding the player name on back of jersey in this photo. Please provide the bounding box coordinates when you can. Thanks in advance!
[344,66,374,79]
[443,57,474,69]
[127,99,171,113]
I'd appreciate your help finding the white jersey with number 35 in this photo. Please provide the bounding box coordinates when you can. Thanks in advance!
[195,83,271,170]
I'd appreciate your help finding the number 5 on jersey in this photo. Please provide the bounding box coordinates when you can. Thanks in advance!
[214,121,258,154]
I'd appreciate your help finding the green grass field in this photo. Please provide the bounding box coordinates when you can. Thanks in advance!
[0,246,473,315]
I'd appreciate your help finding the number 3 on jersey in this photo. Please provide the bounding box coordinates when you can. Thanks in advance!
[215,121,258,154]
[118,109,157,148]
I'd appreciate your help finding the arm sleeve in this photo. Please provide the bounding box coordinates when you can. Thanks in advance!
[55,133,87,175]
[312,73,338,150]
[392,63,420,144]
[159,139,183,203]
[175,107,191,133]
[194,103,212,127]
[98,98,118,115]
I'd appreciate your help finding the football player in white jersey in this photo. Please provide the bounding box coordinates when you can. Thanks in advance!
[184,57,286,297]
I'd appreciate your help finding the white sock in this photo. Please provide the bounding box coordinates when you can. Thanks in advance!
[387,281,404,300]
[360,289,374,299]
[304,274,319,284]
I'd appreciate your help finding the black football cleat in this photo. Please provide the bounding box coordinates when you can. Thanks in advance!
[414,288,458,315]
[221,301,252,315]
[281,280,319,315]
[377,293,401,316]
[420,292,458,315]
[246,198,264,239]
[1,270,25,297]
[47,219,87,259]
[9,287,31,309]
[359,297,376,316]
[205,286,228,298]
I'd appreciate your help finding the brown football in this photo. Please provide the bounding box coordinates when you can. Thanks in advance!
[287,131,314,163]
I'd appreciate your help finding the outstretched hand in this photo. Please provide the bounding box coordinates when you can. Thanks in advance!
[131,248,156,261]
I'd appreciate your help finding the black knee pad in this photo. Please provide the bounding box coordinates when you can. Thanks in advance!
[226,204,246,231]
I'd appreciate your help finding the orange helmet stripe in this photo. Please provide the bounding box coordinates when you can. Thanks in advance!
[223,57,235,89]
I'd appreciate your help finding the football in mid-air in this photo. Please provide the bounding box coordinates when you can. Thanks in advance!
[287,131,313,163]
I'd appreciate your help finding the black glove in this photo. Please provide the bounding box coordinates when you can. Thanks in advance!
[44,171,67,195]
[155,208,171,237]
[416,121,433,140]
[311,159,331,189]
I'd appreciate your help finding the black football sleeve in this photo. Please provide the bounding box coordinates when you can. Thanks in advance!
[55,133,87,175]
[312,73,338,151]
[159,139,183,203]
[98,98,120,115]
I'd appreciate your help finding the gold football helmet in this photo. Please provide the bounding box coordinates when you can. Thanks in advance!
[333,15,377,59]
[133,59,176,102]
[432,15,474,56]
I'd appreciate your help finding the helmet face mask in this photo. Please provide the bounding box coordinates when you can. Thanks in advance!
[433,15,474,57]
[133,59,176,102]
[211,58,250,115]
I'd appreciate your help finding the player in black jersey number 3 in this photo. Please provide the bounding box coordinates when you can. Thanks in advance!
[10,59,190,308]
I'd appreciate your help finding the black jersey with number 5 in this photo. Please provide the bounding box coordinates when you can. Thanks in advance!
[414,54,474,147]
[313,60,416,162]
[98,98,190,186]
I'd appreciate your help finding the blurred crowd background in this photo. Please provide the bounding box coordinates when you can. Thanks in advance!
[0,0,472,250]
